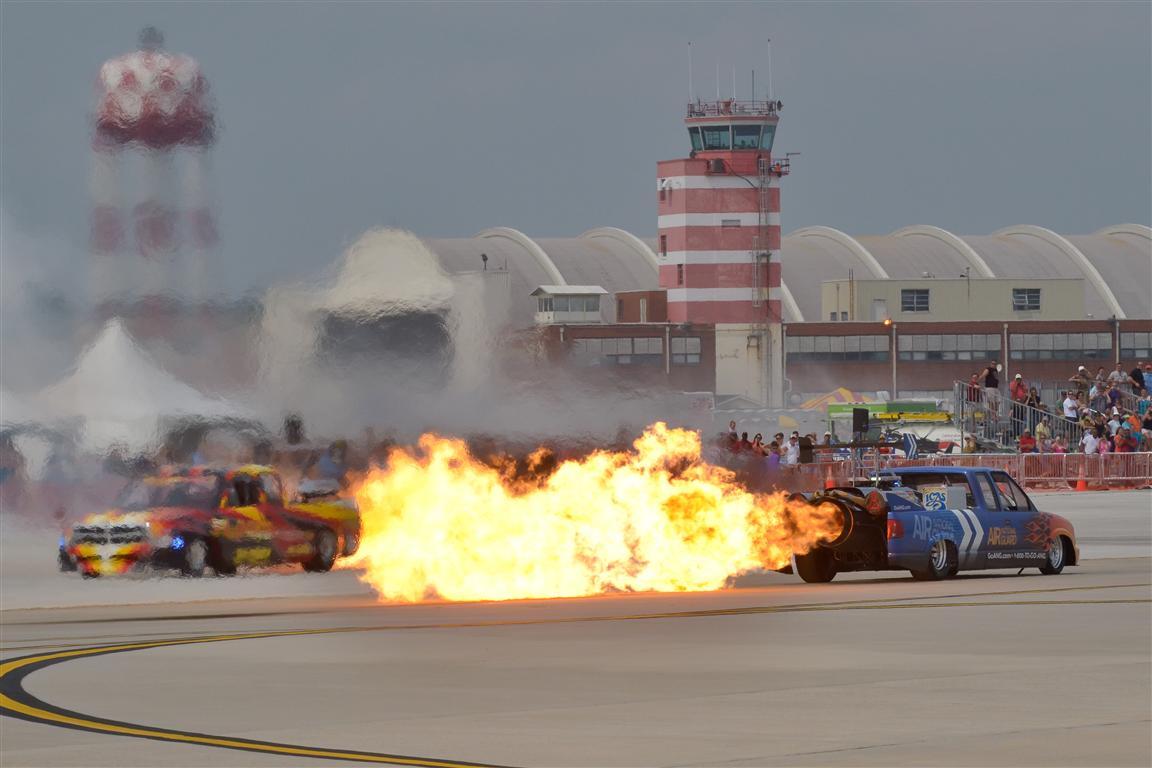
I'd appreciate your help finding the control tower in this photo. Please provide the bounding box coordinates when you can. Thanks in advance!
[656,98,789,407]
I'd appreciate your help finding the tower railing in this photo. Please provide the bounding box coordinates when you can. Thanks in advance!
[687,100,781,118]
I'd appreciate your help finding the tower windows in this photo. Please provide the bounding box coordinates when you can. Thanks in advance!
[733,125,762,149]
[677,263,684,286]
[700,125,731,150]
[688,127,703,152]
[660,234,667,256]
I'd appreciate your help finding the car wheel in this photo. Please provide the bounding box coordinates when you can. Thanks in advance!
[58,548,77,573]
[912,539,956,581]
[342,525,360,557]
[1039,536,1067,575]
[181,537,208,578]
[211,541,238,577]
[795,548,837,583]
[303,529,338,573]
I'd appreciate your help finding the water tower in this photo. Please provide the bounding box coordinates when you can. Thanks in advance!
[656,97,789,407]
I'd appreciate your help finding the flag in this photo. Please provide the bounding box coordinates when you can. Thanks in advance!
[903,432,920,460]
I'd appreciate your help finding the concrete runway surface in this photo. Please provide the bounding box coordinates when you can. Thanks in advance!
[1,491,1149,767]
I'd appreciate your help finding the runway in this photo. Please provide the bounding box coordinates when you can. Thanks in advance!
[2,491,1150,767]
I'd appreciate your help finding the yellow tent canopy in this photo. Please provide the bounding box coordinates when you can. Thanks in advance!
[800,387,873,411]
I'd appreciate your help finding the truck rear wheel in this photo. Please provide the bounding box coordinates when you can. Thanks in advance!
[912,539,956,581]
[795,548,837,583]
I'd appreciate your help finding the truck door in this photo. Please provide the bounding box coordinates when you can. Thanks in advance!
[971,471,1032,568]
[988,470,1045,565]
[257,472,312,563]
[222,475,275,565]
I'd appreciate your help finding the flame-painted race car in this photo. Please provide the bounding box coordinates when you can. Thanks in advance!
[59,465,360,578]
[787,466,1078,583]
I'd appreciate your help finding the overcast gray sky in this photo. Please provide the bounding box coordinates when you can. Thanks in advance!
[2,1,1149,288]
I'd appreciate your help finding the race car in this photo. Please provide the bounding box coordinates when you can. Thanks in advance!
[59,465,360,578]
[788,466,1078,583]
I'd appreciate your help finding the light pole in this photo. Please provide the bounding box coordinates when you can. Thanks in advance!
[885,318,897,399]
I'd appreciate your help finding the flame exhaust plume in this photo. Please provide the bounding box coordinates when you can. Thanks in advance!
[349,423,842,602]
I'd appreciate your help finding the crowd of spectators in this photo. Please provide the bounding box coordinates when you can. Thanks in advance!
[721,420,842,467]
[971,360,1152,455]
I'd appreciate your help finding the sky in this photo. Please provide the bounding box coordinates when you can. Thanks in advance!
[1,0,1150,289]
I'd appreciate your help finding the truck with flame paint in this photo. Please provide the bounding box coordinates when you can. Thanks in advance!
[787,467,1078,583]
[59,465,360,578]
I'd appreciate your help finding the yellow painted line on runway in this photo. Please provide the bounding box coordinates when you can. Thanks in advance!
[3,595,1150,765]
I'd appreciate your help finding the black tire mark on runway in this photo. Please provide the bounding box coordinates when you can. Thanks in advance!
[2,596,1149,766]
[3,580,1148,652]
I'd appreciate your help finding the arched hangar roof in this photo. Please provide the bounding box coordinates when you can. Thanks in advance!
[781,224,1150,320]
[421,224,1150,327]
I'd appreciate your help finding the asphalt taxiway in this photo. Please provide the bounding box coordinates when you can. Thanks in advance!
[2,490,1149,767]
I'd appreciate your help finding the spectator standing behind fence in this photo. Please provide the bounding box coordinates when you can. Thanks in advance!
[1114,427,1136,452]
[1137,389,1151,416]
[783,435,800,466]
[1062,391,1079,422]
[966,373,982,404]
[1080,429,1100,455]
[1035,416,1052,444]
[1069,365,1092,393]
[1018,430,1037,453]
[1108,363,1128,389]
[981,362,1000,415]
[1009,373,1028,435]
[1051,435,1069,453]
[1129,363,1147,394]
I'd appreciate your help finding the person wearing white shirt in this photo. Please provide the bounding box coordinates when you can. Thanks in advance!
[1062,393,1079,422]
[783,435,800,466]
[1080,430,1100,454]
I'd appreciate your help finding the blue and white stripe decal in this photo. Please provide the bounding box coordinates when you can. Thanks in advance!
[957,508,984,566]
[951,509,972,565]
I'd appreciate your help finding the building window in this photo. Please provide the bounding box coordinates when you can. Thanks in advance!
[671,336,701,365]
[658,188,666,202]
[829,312,837,321]
[840,311,849,321]
[571,337,663,367]
[677,263,684,286]
[1009,332,1112,361]
[901,289,930,313]
[785,335,889,362]
[897,334,1000,361]
[1120,332,1151,359]
[721,219,741,227]
[1012,288,1041,312]
[660,235,667,256]
[537,297,553,312]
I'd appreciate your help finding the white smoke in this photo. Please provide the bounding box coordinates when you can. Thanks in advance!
[0,208,86,393]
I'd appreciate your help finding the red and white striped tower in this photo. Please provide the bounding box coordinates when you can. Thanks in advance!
[657,99,789,406]
[90,27,216,309]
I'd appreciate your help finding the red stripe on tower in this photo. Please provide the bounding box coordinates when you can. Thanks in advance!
[656,99,788,326]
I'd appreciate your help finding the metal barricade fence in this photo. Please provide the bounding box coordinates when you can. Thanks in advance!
[843,451,1151,489]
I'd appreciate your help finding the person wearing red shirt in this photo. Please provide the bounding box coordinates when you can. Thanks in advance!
[1017,430,1037,453]
[1114,427,1135,453]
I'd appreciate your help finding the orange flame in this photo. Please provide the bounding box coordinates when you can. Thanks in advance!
[347,423,841,602]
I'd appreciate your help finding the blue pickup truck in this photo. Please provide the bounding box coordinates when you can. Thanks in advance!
[790,466,1079,583]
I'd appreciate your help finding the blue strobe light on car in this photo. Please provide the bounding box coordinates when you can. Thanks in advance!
[170,535,185,550]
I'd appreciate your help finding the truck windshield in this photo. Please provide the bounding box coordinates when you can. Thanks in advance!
[117,477,219,510]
